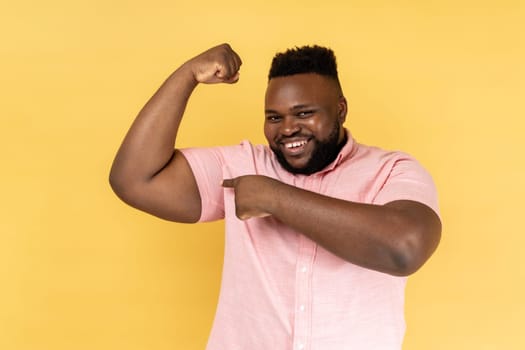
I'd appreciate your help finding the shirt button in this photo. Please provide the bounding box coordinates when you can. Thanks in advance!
[299,305,305,312]
[301,266,307,273]
[298,343,304,350]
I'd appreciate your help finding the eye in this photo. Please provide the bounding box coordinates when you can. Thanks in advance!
[266,115,281,123]
[297,110,314,118]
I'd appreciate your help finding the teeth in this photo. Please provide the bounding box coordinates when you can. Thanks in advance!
[285,140,308,149]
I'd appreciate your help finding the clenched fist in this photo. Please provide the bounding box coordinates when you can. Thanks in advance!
[185,43,242,84]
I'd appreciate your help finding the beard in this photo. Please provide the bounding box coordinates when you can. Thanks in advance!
[271,122,347,175]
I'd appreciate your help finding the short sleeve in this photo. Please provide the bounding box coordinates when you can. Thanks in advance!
[179,147,226,222]
[372,156,440,216]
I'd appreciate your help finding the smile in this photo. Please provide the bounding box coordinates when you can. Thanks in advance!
[284,140,308,149]
[279,138,311,156]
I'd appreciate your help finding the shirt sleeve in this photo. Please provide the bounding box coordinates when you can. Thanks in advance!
[179,146,226,222]
[372,155,440,216]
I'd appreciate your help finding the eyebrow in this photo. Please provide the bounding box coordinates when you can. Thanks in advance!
[265,104,315,114]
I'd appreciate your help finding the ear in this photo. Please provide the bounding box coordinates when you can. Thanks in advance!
[338,96,348,123]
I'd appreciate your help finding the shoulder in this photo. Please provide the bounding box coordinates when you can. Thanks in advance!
[180,140,269,159]
[222,140,275,164]
[180,140,276,175]
[345,141,420,171]
[350,143,439,215]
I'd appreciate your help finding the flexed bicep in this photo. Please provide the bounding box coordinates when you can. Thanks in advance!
[113,150,202,223]
[109,44,241,222]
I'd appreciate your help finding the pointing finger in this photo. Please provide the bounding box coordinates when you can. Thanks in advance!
[222,179,234,188]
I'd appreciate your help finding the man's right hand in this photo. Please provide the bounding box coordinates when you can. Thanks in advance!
[185,43,242,85]
[110,44,242,223]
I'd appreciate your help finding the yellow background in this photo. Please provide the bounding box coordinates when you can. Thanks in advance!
[1,0,524,349]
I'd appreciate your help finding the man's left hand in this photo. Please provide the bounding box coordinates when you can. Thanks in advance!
[222,175,278,220]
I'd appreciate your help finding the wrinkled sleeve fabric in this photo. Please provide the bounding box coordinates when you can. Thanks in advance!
[179,146,227,222]
[372,155,440,216]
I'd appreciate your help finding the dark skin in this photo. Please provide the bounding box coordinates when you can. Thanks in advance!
[110,43,441,277]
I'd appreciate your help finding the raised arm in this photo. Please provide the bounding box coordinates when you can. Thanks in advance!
[222,176,441,276]
[109,44,242,222]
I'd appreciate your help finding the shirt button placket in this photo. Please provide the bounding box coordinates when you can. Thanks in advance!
[293,235,315,350]
[293,175,318,350]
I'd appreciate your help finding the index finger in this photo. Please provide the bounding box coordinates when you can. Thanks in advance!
[222,179,234,188]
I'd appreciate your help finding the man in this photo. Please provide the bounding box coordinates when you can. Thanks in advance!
[110,43,441,349]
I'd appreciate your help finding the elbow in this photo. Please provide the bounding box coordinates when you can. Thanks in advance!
[388,224,442,277]
[388,250,423,277]
[108,168,124,198]
[108,167,136,205]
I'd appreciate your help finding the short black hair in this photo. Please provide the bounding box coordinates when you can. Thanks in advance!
[268,45,340,85]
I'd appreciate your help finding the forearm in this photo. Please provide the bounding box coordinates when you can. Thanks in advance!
[264,181,440,276]
[110,64,197,186]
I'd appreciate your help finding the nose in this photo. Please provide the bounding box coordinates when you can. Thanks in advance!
[280,116,300,136]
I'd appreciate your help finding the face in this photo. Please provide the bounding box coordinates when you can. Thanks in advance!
[264,73,347,175]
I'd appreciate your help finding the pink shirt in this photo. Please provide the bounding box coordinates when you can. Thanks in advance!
[181,132,439,350]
